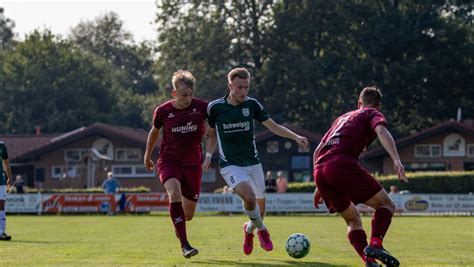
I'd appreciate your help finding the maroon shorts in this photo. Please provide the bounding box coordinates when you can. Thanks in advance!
[156,159,202,202]
[313,161,382,213]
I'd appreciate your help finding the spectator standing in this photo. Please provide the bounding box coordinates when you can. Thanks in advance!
[276,171,288,193]
[264,171,277,193]
[102,171,120,194]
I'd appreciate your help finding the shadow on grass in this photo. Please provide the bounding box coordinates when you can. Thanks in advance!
[9,240,66,244]
[191,259,347,266]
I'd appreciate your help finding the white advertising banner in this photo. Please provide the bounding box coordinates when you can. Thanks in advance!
[197,193,330,213]
[391,194,474,213]
[198,193,474,213]
[6,194,42,213]
[4,193,474,214]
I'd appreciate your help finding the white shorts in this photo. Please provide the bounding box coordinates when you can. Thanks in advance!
[220,164,265,198]
[0,186,6,200]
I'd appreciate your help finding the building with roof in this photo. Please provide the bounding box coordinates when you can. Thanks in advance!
[1,123,162,191]
[361,120,474,175]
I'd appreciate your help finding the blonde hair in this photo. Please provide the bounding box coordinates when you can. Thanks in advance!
[228,68,250,83]
[172,70,196,90]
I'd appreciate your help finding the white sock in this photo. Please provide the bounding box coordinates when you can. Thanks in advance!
[244,204,265,232]
[0,210,5,234]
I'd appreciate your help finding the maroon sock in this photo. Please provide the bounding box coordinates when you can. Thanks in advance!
[348,229,369,262]
[370,207,393,247]
[169,202,188,247]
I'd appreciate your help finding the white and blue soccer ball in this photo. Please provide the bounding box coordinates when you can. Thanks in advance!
[285,233,310,259]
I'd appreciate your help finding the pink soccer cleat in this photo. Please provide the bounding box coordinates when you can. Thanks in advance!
[257,228,273,251]
[242,222,254,255]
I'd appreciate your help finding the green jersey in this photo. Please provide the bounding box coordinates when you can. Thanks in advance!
[0,142,8,186]
[208,95,270,168]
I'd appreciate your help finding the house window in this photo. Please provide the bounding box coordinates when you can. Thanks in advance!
[65,149,89,162]
[291,156,310,170]
[464,162,474,171]
[405,162,446,172]
[467,144,474,157]
[116,148,141,161]
[266,141,279,153]
[202,168,216,182]
[52,165,79,179]
[414,145,441,158]
[112,165,154,178]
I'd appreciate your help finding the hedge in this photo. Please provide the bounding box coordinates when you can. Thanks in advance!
[287,171,474,194]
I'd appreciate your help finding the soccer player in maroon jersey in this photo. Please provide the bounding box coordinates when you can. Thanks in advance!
[144,70,208,258]
[313,87,407,267]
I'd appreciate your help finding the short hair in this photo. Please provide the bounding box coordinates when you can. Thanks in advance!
[172,70,196,90]
[359,87,382,107]
[228,68,250,82]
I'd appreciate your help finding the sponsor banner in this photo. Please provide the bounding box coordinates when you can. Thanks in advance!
[6,194,42,213]
[197,193,242,212]
[392,194,474,213]
[123,193,169,212]
[42,194,116,213]
[197,193,474,213]
[197,193,329,212]
[265,193,328,212]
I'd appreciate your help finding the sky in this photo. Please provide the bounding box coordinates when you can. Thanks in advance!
[0,0,158,42]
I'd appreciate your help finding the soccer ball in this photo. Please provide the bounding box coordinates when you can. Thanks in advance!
[285,233,310,259]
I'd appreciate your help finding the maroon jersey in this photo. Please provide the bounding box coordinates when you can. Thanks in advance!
[153,98,208,166]
[316,107,386,164]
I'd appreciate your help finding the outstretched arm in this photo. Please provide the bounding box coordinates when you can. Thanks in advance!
[202,127,217,171]
[262,119,309,150]
[144,126,160,171]
[375,125,408,182]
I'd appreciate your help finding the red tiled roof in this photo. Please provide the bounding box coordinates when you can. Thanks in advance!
[361,120,474,160]
[0,133,60,160]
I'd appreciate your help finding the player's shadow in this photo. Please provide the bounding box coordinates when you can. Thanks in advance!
[192,259,346,266]
[7,240,69,244]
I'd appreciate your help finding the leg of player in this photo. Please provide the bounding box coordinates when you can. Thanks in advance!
[234,182,273,254]
[363,189,399,267]
[182,197,197,221]
[255,197,272,252]
[0,199,10,241]
[164,178,198,258]
[339,202,378,266]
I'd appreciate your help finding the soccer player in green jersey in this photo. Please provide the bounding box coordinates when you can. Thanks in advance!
[0,141,12,241]
[202,68,309,255]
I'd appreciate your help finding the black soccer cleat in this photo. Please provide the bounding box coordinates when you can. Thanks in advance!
[364,246,399,267]
[0,233,11,241]
[182,243,199,258]
[365,260,381,267]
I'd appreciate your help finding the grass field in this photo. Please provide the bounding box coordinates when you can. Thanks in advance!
[0,214,472,266]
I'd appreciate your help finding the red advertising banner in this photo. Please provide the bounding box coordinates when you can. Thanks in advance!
[124,193,169,212]
[42,194,116,213]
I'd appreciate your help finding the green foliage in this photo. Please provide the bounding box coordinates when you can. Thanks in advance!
[379,171,474,194]
[0,2,473,135]
[288,171,474,194]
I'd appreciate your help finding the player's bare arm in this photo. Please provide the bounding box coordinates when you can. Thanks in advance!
[144,126,160,171]
[262,118,309,150]
[375,124,408,182]
[2,159,11,188]
[312,141,324,164]
[202,127,217,171]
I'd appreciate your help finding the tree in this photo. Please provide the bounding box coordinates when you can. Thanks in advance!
[0,30,115,133]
